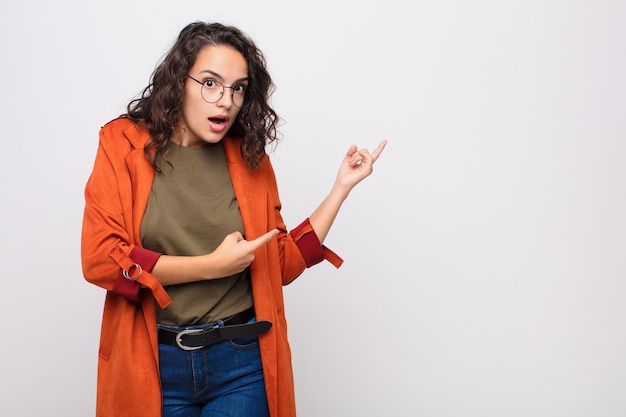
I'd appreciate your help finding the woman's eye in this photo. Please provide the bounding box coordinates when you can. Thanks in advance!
[203,80,217,88]
[233,85,247,93]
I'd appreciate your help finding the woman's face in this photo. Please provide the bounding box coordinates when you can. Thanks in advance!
[175,44,248,147]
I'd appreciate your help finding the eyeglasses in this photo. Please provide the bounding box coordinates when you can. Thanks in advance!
[187,75,247,108]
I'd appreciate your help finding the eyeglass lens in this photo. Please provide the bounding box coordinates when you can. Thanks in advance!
[201,80,246,108]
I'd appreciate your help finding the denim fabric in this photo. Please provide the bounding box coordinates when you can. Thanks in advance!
[158,316,270,417]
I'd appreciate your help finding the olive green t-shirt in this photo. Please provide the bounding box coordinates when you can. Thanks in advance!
[140,142,253,326]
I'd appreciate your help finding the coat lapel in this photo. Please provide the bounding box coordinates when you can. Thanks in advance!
[122,122,156,245]
[222,137,269,240]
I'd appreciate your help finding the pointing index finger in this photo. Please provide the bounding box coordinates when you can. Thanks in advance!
[370,140,388,161]
[249,229,279,250]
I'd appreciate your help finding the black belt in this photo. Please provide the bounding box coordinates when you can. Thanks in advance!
[158,307,272,351]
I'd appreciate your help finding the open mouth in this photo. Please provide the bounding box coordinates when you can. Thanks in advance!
[209,117,227,125]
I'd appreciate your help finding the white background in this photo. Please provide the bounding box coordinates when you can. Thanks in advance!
[1,1,625,416]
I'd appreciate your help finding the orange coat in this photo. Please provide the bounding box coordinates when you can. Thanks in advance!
[81,117,342,417]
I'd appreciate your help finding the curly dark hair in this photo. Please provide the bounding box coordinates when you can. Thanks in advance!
[125,22,279,170]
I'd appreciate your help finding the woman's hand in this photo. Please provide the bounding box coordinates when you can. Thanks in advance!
[335,140,388,191]
[206,229,279,278]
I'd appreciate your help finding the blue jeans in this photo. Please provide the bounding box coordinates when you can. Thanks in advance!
[158,316,270,417]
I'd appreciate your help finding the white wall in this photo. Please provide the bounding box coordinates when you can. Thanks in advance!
[1,1,625,416]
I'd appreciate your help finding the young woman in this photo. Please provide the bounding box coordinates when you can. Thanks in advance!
[81,21,386,417]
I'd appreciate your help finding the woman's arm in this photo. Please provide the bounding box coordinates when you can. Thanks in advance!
[309,141,387,243]
[150,229,278,286]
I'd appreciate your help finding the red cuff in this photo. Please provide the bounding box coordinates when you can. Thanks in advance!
[112,273,141,302]
[129,246,161,272]
[290,218,343,268]
[110,246,162,302]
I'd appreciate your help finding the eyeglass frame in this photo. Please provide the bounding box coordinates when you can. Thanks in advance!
[187,75,248,108]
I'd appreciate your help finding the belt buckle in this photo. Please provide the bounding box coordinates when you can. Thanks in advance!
[175,328,205,351]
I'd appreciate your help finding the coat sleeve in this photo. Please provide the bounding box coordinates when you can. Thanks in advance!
[81,121,170,308]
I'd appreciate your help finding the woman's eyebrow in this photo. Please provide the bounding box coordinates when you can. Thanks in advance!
[199,69,249,83]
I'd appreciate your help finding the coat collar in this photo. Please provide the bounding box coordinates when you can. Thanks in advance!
[122,119,150,149]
